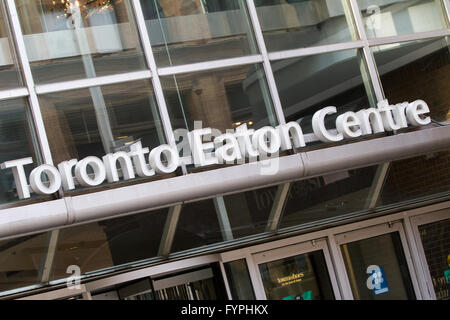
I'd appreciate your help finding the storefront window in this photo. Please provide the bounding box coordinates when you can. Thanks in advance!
[273,49,377,136]
[38,80,166,190]
[0,99,41,205]
[0,2,22,89]
[373,37,449,123]
[255,0,358,52]
[357,0,448,39]
[259,250,335,300]
[418,218,450,300]
[14,0,147,83]
[162,63,276,134]
[140,0,259,67]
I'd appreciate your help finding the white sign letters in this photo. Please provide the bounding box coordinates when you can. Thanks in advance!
[1,99,431,199]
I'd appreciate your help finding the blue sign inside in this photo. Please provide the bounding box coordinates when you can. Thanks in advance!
[367,265,389,295]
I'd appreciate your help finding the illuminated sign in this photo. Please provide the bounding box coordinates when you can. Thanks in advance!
[1,99,431,199]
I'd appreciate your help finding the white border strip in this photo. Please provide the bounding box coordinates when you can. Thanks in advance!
[349,0,385,102]
[0,87,28,101]
[368,29,450,47]
[5,0,54,165]
[158,55,264,76]
[268,41,365,61]
[245,0,286,125]
[131,0,179,157]
[35,70,152,94]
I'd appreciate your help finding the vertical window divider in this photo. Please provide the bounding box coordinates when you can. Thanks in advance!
[130,0,187,175]
[245,0,286,125]
[5,0,54,167]
[348,0,386,103]
[443,0,450,27]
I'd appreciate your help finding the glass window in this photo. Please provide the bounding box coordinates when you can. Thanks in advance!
[140,0,259,67]
[0,99,41,205]
[255,0,358,52]
[378,150,450,207]
[357,0,448,39]
[341,232,416,300]
[373,37,449,124]
[0,2,22,89]
[161,63,277,163]
[15,0,147,83]
[0,207,170,295]
[38,80,166,189]
[48,207,169,281]
[280,166,378,229]
[223,185,277,238]
[418,218,450,300]
[0,232,48,294]
[171,199,223,253]
[224,259,255,300]
[273,49,377,136]
[258,250,335,300]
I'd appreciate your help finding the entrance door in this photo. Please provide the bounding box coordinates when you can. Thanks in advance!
[335,220,420,300]
[252,238,340,300]
[92,264,228,300]
[410,208,450,300]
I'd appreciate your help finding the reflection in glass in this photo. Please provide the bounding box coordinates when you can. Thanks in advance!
[15,0,147,83]
[0,2,22,88]
[357,0,448,39]
[280,166,378,229]
[255,0,358,52]
[418,218,450,300]
[48,207,168,281]
[140,0,259,67]
[0,99,40,204]
[152,265,227,300]
[0,207,170,294]
[171,199,223,253]
[224,259,255,300]
[341,232,416,300]
[224,185,277,238]
[273,49,377,136]
[162,63,277,134]
[373,37,449,123]
[117,265,227,300]
[38,80,165,165]
[259,250,335,300]
[0,232,48,294]
[379,150,450,207]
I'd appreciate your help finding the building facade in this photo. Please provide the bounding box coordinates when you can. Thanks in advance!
[0,0,448,300]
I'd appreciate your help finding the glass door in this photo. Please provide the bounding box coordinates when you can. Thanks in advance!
[410,208,450,300]
[93,264,228,300]
[335,221,420,300]
[252,239,340,300]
